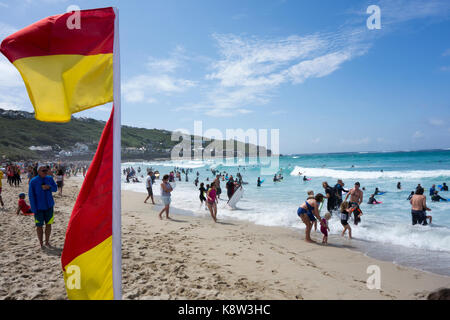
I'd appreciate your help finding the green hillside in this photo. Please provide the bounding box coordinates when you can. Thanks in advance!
[0,109,269,161]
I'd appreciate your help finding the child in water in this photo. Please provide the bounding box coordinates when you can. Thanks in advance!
[321,212,331,244]
[340,201,352,239]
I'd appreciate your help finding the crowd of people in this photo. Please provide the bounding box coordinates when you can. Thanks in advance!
[1,160,89,248]
[294,177,449,244]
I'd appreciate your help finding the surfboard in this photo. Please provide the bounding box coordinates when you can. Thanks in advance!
[377,192,386,195]
[261,179,265,183]
[227,186,244,209]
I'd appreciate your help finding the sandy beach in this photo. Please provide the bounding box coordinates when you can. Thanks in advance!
[0,176,449,300]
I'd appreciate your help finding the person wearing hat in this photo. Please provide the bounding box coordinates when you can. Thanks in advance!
[16,193,33,216]
[28,165,57,248]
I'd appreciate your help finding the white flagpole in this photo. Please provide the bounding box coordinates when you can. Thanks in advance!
[112,6,122,300]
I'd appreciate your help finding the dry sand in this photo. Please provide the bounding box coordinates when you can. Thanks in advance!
[0,176,449,300]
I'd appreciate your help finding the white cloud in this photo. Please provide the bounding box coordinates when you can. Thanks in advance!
[0,22,17,39]
[377,0,450,25]
[192,30,368,117]
[122,47,196,104]
[413,131,424,139]
[429,118,445,126]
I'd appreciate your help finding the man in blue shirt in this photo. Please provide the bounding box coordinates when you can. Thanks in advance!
[29,165,57,248]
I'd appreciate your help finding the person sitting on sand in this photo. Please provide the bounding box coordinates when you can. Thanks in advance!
[297,193,326,243]
[16,193,33,216]
[321,212,331,244]
[206,184,218,223]
[158,175,173,220]
[340,201,353,239]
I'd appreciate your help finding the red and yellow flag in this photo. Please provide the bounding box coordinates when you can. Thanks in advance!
[62,108,114,299]
[0,7,115,122]
[0,7,121,300]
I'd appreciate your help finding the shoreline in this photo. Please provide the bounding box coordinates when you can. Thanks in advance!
[1,177,449,299]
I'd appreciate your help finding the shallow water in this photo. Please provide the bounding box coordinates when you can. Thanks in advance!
[122,150,450,276]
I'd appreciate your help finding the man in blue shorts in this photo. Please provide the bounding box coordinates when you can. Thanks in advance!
[29,165,57,248]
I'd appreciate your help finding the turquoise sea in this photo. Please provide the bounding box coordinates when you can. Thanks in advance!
[123,149,450,276]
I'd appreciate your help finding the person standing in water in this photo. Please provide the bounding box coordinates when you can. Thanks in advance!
[297,194,326,243]
[344,182,364,225]
[158,175,173,220]
[410,187,431,225]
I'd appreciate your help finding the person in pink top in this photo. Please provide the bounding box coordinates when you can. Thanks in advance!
[206,184,218,222]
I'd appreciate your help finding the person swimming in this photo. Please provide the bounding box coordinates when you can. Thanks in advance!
[367,194,379,204]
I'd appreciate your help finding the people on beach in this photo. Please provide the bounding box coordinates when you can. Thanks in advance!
[199,183,207,207]
[344,182,363,225]
[16,193,33,216]
[321,212,331,244]
[158,175,173,220]
[322,181,336,214]
[144,171,155,205]
[334,179,348,208]
[226,176,235,200]
[206,183,218,223]
[297,193,326,243]
[340,201,353,239]
[410,187,431,225]
[29,165,57,248]
[0,169,4,208]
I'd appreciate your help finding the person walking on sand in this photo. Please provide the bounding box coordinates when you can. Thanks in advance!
[297,194,326,243]
[158,175,173,220]
[344,182,364,225]
[144,171,155,204]
[321,212,331,244]
[206,183,218,222]
[29,165,57,248]
[55,168,64,196]
[0,169,4,209]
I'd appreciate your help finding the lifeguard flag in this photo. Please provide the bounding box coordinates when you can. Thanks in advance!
[0,7,115,122]
[0,7,122,300]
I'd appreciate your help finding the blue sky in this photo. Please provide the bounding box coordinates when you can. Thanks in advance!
[1,0,450,154]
